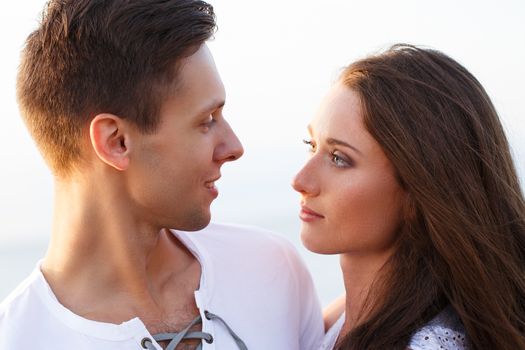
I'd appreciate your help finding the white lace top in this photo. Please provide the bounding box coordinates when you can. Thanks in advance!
[319,306,468,350]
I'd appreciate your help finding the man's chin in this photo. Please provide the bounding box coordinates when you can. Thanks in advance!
[183,221,210,232]
[173,210,211,232]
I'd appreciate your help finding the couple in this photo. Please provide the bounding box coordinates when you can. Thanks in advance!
[1,1,525,349]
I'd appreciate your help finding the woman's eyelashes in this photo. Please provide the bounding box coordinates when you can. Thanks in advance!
[330,151,352,168]
[303,139,316,153]
[302,139,353,168]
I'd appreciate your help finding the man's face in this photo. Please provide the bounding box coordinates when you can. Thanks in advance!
[127,44,243,231]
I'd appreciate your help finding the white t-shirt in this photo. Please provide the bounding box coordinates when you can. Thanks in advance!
[320,306,468,350]
[0,223,324,350]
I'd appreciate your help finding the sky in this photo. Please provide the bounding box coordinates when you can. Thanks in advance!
[0,0,523,303]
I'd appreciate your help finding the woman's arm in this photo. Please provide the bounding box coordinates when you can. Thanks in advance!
[323,294,345,332]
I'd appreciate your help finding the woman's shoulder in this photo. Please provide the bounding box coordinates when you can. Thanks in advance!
[408,306,469,350]
[319,312,345,350]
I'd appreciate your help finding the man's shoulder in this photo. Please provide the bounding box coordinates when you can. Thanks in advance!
[175,222,305,274]
[199,222,290,242]
[0,269,38,314]
[186,223,324,350]
[189,222,298,257]
[0,269,44,341]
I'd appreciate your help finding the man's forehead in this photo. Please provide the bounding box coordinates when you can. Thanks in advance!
[160,45,225,117]
[177,45,220,84]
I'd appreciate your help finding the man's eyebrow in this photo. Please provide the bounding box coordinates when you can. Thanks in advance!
[198,100,225,115]
[326,137,362,155]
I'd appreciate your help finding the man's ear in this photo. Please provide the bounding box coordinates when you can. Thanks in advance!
[89,114,131,171]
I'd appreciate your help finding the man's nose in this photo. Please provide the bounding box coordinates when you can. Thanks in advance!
[214,121,244,163]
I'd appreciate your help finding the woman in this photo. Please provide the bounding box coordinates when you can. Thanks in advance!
[292,44,525,350]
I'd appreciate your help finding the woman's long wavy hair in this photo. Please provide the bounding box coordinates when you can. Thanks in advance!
[335,44,525,350]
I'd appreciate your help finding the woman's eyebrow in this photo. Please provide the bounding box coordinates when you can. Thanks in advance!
[326,137,362,155]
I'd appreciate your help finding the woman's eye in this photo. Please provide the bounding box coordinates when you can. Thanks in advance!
[303,139,316,153]
[331,152,351,168]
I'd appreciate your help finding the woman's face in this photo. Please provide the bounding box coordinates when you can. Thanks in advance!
[292,84,406,256]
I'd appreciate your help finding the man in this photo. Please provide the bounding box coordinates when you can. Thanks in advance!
[0,1,323,349]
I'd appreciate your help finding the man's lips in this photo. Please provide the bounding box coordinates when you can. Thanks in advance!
[204,175,221,187]
[205,181,217,189]
[205,175,220,198]
[299,205,325,222]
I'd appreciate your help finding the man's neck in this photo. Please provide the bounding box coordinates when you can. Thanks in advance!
[41,178,201,326]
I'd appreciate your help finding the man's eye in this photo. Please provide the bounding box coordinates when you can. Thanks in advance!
[200,116,217,132]
[205,116,216,125]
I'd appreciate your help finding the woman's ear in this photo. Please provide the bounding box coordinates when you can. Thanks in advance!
[89,114,131,171]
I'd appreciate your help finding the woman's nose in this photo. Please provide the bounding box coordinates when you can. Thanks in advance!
[291,159,319,197]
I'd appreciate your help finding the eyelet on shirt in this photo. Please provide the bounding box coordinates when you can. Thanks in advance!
[141,337,152,349]
[204,310,212,320]
[205,334,214,344]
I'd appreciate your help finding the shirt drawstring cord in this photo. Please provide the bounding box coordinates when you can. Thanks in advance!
[141,310,248,350]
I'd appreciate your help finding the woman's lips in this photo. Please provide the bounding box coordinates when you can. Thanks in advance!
[299,205,325,222]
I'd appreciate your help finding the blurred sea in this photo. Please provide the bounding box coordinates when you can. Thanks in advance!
[0,220,344,307]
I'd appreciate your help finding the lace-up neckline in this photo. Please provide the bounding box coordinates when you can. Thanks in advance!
[141,310,247,350]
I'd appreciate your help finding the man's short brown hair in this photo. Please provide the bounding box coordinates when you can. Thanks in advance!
[17,0,216,176]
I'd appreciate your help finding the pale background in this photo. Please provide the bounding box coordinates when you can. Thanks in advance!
[0,0,524,306]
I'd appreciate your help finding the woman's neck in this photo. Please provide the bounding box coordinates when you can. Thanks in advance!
[339,249,394,334]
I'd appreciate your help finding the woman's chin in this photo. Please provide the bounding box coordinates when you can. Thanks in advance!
[300,230,340,255]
